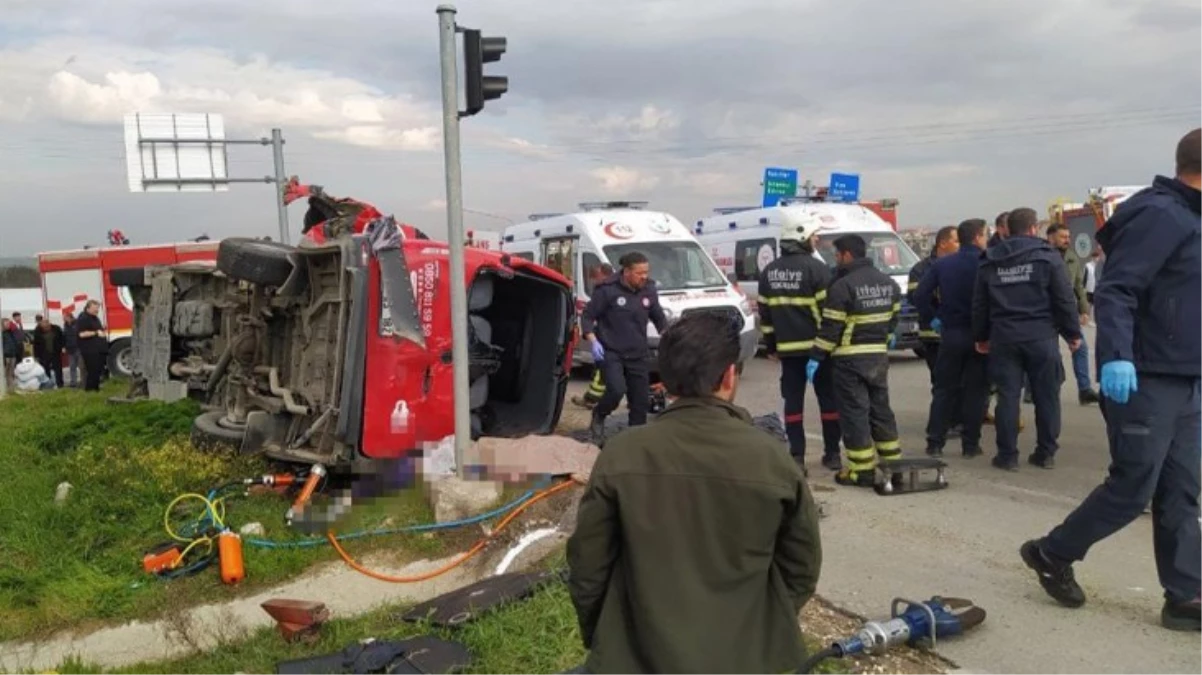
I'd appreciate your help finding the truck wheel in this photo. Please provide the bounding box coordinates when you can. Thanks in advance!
[109,267,146,287]
[191,411,246,452]
[217,238,295,286]
[107,338,134,378]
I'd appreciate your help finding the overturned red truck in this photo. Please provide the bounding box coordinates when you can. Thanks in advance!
[115,179,577,469]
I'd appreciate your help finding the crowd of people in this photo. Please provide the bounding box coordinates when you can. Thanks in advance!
[564,128,1199,672]
[2,300,110,392]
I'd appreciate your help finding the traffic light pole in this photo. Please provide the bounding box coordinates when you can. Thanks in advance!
[436,4,472,477]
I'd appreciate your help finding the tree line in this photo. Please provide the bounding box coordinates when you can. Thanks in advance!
[0,266,41,288]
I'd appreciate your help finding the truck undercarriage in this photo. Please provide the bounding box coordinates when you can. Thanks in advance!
[115,182,576,469]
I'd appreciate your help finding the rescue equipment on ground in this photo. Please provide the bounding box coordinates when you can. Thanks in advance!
[874,457,950,495]
[800,596,987,673]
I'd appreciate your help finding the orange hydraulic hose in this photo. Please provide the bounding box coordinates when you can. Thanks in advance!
[327,477,582,583]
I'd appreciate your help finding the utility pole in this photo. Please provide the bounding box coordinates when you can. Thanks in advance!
[436,3,509,478]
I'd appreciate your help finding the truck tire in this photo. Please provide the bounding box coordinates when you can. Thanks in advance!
[107,337,134,378]
[109,267,146,288]
[217,238,295,287]
[191,411,246,453]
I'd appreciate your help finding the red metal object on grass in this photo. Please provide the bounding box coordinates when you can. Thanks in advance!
[261,599,331,643]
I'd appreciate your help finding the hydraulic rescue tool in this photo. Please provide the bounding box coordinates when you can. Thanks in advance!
[874,457,949,495]
[800,596,986,673]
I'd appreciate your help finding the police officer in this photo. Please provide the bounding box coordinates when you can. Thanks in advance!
[757,212,841,472]
[972,207,1082,471]
[1021,128,1200,630]
[908,225,959,381]
[914,218,991,459]
[581,252,668,445]
[810,234,902,487]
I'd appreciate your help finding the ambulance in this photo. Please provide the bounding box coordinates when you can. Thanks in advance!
[500,201,759,369]
[692,199,924,354]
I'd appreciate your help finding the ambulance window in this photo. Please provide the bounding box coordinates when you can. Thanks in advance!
[540,237,577,285]
[734,238,776,281]
[582,252,605,296]
[509,250,535,261]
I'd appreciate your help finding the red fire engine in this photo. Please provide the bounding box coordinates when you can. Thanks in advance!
[37,240,219,376]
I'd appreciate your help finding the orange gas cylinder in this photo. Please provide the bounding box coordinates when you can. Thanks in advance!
[218,530,245,585]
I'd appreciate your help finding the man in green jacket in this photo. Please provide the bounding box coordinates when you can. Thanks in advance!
[566,311,823,674]
[1047,223,1101,404]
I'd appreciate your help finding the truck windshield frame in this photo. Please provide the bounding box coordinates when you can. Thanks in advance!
[602,240,729,291]
[813,231,920,277]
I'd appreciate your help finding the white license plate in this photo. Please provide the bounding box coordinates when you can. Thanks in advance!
[899,321,917,334]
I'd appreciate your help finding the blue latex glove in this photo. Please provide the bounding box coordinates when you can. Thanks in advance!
[590,339,605,363]
[805,360,819,382]
[1100,361,1138,404]
[931,318,943,335]
[888,333,897,350]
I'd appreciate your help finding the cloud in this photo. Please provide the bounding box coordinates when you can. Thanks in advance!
[590,166,661,195]
[0,0,1197,256]
[2,37,442,150]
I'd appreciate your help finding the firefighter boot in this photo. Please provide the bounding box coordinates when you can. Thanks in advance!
[834,468,875,488]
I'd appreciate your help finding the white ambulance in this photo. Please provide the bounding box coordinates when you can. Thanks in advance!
[692,200,924,353]
[500,201,759,369]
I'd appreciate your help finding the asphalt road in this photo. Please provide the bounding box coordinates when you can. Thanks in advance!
[568,325,1201,674]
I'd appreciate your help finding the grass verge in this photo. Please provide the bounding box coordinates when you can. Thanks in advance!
[0,382,515,643]
[54,552,851,675]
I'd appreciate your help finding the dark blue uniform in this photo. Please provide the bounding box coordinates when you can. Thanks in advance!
[580,274,669,427]
[914,244,990,456]
[973,235,1081,468]
[1041,175,1201,606]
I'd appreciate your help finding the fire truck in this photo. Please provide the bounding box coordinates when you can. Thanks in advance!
[37,240,219,377]
[465,229,502,250]
[1048,185,1145,259]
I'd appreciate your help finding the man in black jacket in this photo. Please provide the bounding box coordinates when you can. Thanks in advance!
[810,234,903,488]
[1021,128,1201,631]
[32,317,65,388]
[908,225,959,382]
[973,207,1082,471]
[915,218,991,459]
[757,212,841,472]
[580,252,669,445]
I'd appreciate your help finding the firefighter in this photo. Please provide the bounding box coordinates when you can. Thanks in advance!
[908,225,960,380]
[757,212,841,472]
[572,263,616,410]
[809,234,903,487]
[914,218,992,458]
[973,207,1082,471]
[581,252,668,445]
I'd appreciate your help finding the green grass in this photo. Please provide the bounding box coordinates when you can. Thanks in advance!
[53,553,846,675]
[0,382,489,643]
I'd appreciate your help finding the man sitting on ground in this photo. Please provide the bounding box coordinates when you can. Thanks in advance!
[566,311,822,673]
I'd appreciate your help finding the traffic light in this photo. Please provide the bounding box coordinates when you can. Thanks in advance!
[462,28,508,117]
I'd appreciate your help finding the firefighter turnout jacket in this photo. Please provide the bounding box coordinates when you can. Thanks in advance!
[812,258,902,361]
[907,253,940,342]
[757,250,831,357]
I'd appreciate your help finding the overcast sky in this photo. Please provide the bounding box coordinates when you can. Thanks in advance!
[0,0,1198,255]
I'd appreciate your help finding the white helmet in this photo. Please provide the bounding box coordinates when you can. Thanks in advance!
[779,210,826,244]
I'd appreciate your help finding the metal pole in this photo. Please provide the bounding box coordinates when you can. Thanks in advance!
[271,128,291,245]
[437,3,471,477]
